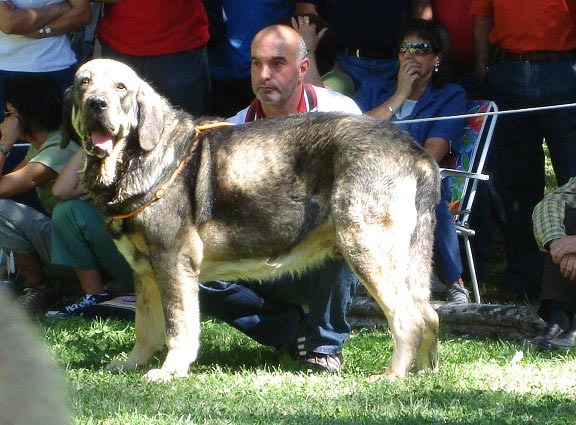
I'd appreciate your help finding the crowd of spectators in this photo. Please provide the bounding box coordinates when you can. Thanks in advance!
[2,0,576,367]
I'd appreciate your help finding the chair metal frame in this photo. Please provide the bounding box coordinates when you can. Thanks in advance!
[440,100,499,303]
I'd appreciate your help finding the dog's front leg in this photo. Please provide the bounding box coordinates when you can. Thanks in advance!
[142,240,202,382]
[106,270,166,373]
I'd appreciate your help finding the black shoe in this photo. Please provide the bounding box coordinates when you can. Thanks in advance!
[532,322,565,343]
[301,353,343,373]
[548,328,576,350]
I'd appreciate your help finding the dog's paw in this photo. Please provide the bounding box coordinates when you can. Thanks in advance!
[142,368,187,383]
[366,372,403,383]
[105,359,139,373]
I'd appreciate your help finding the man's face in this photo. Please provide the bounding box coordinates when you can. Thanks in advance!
[250,32,305,108]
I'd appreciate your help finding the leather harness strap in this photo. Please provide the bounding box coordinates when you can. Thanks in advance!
[112,121,234,220]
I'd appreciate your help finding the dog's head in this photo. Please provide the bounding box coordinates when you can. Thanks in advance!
[63,58,165,157]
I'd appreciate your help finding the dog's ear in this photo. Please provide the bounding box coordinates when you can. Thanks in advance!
[60,86,75,148]
[136,81,164,152]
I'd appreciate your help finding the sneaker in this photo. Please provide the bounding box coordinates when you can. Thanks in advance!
[301,353,344,373]
[18,285,58,314]
[446,284,471,304]
[46,293,111,318]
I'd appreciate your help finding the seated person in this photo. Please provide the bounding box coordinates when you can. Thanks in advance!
[46,148,134,318]
[0,76,79,313]
[362,19,469,304]
[200,24,361,373]
[530,178,576,350]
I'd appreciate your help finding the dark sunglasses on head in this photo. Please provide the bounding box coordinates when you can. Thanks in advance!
[399,42,435,55]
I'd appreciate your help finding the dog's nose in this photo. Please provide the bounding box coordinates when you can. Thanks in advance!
[87,96,108,111]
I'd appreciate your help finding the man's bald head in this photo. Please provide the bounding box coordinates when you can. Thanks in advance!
[249,25,310,117]
[251,25,308,62]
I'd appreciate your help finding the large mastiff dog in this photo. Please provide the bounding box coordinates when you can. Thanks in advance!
[66,59,441,382]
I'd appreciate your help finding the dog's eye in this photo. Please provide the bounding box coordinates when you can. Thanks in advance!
[116,82,127,91]
[80,77,90,86]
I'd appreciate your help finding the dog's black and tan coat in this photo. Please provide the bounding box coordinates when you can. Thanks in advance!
[65,58,441,382]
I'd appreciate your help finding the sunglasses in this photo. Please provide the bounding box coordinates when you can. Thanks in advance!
[399,42,436,55]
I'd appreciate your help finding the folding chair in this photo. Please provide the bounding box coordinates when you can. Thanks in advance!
[440,100,499,303]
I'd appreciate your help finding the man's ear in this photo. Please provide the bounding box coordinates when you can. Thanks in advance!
[299,56,310,81]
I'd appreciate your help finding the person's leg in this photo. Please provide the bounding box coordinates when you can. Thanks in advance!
[51,199,134,290]
[433,196,469,303]
[0,199,60,312]
[533,208,576,349]
[255,258,359,372]
[142,49,211,116]
[336,54,398,94]
[199,257,360,371]
[50,199,135,316]
[199,280,303,349]
[482,61,546,300]
[537,60,576,188]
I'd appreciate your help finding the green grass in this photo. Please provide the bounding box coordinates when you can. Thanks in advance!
[39,316,576,424]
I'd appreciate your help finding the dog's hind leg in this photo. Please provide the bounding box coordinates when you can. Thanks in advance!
[334,177,427,381]
[410,180,439,373]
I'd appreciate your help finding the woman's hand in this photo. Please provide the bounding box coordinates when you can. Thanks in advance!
[396,58,421,99]
[0,115,22,147]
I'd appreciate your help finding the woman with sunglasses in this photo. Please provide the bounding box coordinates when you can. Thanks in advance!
[362,18,469,304]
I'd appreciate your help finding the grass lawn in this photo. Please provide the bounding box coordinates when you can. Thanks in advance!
[40,315,576,424]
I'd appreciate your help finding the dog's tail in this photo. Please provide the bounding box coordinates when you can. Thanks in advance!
[409,155,441,297]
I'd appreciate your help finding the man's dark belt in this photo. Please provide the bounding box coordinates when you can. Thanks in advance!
[341,47,395,60]
[500,49,576,63]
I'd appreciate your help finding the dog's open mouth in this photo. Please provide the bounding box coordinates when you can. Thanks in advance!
[85,128,115,158]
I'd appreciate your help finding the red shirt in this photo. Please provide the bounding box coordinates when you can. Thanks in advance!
[471,0,576,53]
[97,0,209,56]
[433,0,474,63]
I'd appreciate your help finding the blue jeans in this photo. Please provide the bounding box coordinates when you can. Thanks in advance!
[336,52,398,111]
[100,43,211,115]
[482,59,576,295]
[434,193,463,285]
[199,258,359,355]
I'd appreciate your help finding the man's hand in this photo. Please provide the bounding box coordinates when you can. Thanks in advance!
[559,253,576,281]
[550,235,576,265]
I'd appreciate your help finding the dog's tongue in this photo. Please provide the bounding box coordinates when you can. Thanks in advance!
[91,129,114,155]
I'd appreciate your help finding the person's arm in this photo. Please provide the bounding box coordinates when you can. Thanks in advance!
[533,178,576,255]
[292,16,327,87]
[0,116,58,198]
[422,137,450,163]
[365,59,419,120]
[0,123,58,200]
[52,148,86,200]
[0,0,71,35]
[23,0,91,39]
[473,15,494,81]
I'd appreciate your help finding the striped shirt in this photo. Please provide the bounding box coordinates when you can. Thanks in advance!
[533,177,576,251]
